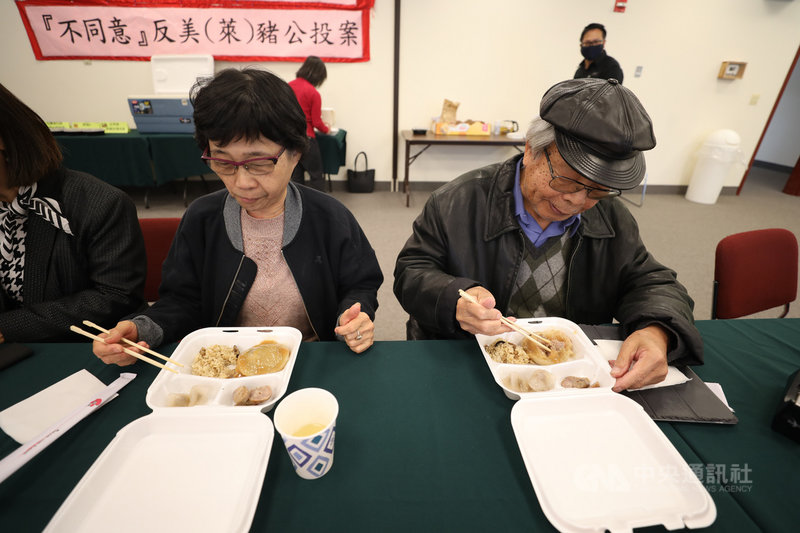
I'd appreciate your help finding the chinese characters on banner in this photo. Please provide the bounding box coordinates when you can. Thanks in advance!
[16,0,373,61]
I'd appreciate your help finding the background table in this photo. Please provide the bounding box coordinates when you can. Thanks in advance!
[55,132,155,188]
[57,130,348,201]
[400,130,525,206]
[1,319,798,532]
[56,131,209,208]
[317,129,347,177]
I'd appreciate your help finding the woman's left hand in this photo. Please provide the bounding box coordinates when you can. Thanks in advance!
[334,302,374,354]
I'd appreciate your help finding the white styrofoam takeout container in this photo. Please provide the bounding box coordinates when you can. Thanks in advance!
[476,317,614,399]
[146,326,303,412]
[45,327,302,533]
[477,317,716,531]
[511,394,716,532]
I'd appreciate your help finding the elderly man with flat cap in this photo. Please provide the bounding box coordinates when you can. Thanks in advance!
[394,78,702,391]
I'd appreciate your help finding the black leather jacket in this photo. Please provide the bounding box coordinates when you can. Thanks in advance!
[394,154,702,365]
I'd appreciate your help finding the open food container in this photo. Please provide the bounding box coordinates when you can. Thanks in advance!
[45,327,302,533]
[476,317,615,399]
[478,318,716,531]
[146,326,302,412]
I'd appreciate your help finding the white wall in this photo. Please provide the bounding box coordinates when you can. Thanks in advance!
[398,0,800,188]
[755,58,800,168]
[1,0,799,189]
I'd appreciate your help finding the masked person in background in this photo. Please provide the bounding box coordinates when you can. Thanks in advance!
[93,68,382,365]
[394,78,702,392]
[0,83,146,343]
[574,23,624,84]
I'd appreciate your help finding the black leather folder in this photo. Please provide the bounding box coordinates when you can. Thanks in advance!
[579,324,738,425]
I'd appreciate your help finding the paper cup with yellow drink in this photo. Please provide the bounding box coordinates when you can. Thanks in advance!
[273,388,338,479]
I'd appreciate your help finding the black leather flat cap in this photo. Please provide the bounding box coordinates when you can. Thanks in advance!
[540,78,656,189]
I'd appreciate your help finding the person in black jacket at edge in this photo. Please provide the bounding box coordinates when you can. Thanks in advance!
[0,83,146,344]
[394,78,702,392]
[93,68,383,366]
[574,23,624,84]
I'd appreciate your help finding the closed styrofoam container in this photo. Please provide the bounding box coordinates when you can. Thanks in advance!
[511,394,716,532]
[45,327,302,532]
[44,411,273,533]
[477,318,716,531]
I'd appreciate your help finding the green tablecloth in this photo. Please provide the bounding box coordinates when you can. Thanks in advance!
[56,130,347,188]
[671,319,800,533]
[1,319,798,532]
[145,133,210,185]
[56,132,154,187]
[317,129,347,175]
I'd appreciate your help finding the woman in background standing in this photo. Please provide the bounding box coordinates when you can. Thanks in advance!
[289,56,330,192]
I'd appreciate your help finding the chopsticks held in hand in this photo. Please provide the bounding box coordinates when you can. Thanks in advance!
[82,320,184,367]
[457,289,551,352]
[70,324,180,374]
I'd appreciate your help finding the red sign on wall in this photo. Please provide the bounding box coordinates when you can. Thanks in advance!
[16,0,374,62]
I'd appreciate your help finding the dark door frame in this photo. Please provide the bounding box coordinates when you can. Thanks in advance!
[737,44,800,195]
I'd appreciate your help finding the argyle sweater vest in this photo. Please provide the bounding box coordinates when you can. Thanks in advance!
[507,232,573,318]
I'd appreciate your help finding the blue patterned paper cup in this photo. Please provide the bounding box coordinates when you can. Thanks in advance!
[273,388,338,479]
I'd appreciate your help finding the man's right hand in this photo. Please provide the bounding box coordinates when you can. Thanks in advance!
[92,320,146,366]
[455,286,513,336]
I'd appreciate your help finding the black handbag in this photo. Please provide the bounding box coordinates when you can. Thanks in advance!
[346,151,375,193]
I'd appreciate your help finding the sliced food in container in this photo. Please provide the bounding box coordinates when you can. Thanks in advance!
[475,317,614,400]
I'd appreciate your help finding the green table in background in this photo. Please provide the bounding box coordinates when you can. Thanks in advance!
[55,132,154,187]
[57,129,347,201]
[145,133,209,185]
[1,319,798,532]
[317,129,347,189]
[56,131,210,207]
[318,129,347,173]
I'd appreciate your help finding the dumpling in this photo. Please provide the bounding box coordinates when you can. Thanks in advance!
[236,341,290,376]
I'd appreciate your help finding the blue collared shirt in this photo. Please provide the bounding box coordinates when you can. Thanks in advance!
[513,159,581,247]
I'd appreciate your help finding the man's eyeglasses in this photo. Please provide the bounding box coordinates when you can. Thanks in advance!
[581,39,604,47]
[543,149,620,199]
[201,147,285,176]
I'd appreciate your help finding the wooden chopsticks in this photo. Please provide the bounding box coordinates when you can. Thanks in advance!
[70,323,181,374]
[82,320,184,367]
[457,289,551,352]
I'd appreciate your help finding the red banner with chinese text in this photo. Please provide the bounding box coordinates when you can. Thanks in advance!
[16,0,374,62]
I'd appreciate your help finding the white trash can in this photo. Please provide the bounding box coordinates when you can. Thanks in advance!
[685,129,742,204]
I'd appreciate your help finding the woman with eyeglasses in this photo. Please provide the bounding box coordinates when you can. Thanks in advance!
[0,83,146,343]
[289,56,331,191]
[93,68,382,365]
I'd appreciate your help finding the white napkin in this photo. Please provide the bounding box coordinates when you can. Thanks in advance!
[704,382,735,411]
[0,370,107,444]
[592,339,691,391]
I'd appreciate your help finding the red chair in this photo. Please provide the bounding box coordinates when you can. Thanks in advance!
[712,228,798,319]
[139,218,181,302]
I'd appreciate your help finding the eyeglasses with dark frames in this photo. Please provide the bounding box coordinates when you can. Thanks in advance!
[543,149,621,200]
[201,147,285,176]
